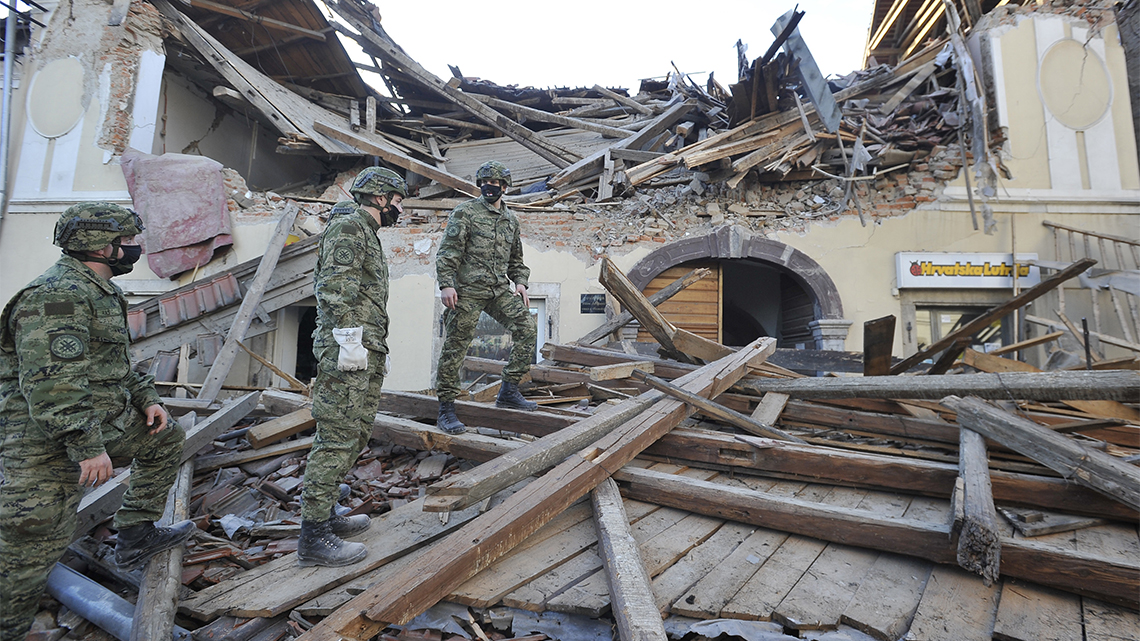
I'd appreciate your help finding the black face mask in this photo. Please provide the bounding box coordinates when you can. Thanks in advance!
[481,183,503,202]
[109,244,142,277]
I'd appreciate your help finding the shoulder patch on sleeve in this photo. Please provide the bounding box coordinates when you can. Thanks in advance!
[44,301,74,317]
[49,333,86,361]
[446,224,461,237]
[332,244,356,266]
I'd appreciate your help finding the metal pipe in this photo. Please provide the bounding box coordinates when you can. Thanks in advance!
[1,2,17,223]
[45,563,192,641]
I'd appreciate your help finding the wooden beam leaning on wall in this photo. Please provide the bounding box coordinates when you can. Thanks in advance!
[294,336,776,641]
[576,267,712,346]
[890,258,1097,374]
[943,395,1140,513]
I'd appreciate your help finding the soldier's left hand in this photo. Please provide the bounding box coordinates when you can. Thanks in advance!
[144,404,168,435]
[514,283,530,308]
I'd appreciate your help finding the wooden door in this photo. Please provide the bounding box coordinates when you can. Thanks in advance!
[637,262,722,343]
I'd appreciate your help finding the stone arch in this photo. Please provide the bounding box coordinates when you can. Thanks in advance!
[628,225,844,320]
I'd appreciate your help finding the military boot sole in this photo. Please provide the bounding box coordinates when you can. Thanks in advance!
[297,542,367,567]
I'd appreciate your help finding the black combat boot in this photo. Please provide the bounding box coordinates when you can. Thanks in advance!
[297,519,367,567]
[328,505,370,538]
[496,381,537,411]
[114,520,196,569]
[437,400,467,434]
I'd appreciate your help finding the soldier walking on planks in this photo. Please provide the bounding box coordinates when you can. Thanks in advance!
[435,160,539,435]
[298,166,406,567]
[0,203,194,640]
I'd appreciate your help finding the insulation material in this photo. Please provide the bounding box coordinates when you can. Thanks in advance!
[121,148,233,278]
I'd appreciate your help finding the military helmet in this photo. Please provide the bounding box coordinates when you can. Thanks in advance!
[54,202,145,252]
[349,166,408,200]
[475,161,512,188]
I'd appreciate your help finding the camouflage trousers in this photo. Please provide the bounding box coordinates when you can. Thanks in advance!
[301,343,385,522]
[436,289,536,403]
[0,406,184,641]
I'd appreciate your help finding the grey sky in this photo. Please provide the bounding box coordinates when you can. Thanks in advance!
[346,1,876,93]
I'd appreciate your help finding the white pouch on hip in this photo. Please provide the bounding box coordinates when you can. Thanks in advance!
[332,326,368,371]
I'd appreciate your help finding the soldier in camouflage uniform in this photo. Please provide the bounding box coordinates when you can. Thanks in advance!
[298,166,406,567]
[435,161,538,434]
[0,203,194,640]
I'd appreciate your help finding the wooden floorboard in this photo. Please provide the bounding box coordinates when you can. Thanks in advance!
[1082,597,1140,641]
[905,565,1001,641]
[651,521,755,615]
[992,579,1083,641]
[669,525,789,619]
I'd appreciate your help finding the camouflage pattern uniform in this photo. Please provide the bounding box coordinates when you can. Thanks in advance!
[435,195,536,403]
[0,255,184,640]
[301,202,389,522]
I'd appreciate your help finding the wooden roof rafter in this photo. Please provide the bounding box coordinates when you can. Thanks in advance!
[186,0,327,41]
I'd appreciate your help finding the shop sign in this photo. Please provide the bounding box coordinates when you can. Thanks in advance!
[896,252,1041,289]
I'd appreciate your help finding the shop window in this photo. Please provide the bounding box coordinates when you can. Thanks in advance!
[914,306,1013,358]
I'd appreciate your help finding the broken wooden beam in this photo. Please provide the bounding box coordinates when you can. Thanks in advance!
[588,361,654,382]
[246,408,315,448]
[576,267,711,346]
[198,205,298,402]
[953,428,1001,585]
[862,315,896,376]
[629,369,805,443]
[130,455,194,641]
[891,259,1096,374]
[943,395,1140,512]
[614,466,1139,607]
[736,370,1139,401]
[591,478,667,641]
[295,337,776,640]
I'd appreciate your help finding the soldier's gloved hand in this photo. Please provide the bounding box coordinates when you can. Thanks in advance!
[332,326,368,371]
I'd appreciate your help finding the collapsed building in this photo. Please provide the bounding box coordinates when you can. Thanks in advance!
[0,0,1138,640]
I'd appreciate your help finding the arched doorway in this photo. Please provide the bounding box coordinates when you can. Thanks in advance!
[628,226,846,349]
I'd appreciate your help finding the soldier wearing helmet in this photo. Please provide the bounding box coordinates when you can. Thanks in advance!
[296,166,407,567]
[0,202,193,639]
[434,160,539,434]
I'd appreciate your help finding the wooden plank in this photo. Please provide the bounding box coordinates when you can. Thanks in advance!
[295,339,775,640]
[840,552,932,640]
[198,205,299,402]
[313,121,478,195]
[738,369,1140,401]
[471,93,635,139]
[246,408,314,448]
[178,493,492,620]
[180,392,261,461]
[669,525,789,619]
[989,331,1064,356]
[772,543,880,630]
[720,535,827,620]
[189,0,326,40]
[196,437,314,474]
[962,348,1140,421]
[996,506,1109,537]
[750,392,789,425]
[131,455,193,641]
[379,390,576,437]
[652,521,755,615]
[614,467,1140,606]
[590,478,667,640]
[992,579,1083,641]
[1083,597,1140,641]
[863,315,896,376]
[447,503,596,608]
[630,370,805,443]
[588,361,654,382]
[905,566,1001,641]
[72,469,131,543]
[954,428,1001,584]
[945,396,1140,512]
[891,259,1097,374]
[600,256,680,357]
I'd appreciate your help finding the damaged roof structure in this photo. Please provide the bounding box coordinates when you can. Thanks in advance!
[0,0,1139,640]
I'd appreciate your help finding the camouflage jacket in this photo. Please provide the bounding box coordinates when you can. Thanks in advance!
[436,196,529,298]
[0,255,161,464]
[313,202,389,354]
